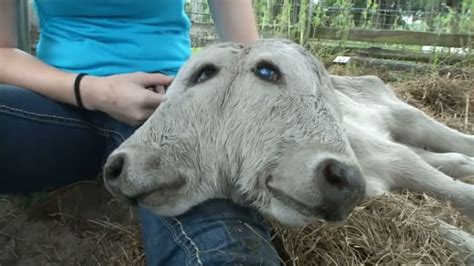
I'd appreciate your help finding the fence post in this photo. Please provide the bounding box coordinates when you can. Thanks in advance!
[190,0,207,23]
[15,0,31,54]
[304,0,316,46]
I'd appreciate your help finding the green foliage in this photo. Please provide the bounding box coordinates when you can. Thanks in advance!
[299,0,309,43]
[363,0,379,29]
[191,47,202,54]
[251,0,473,38]
[254,0,275,29]
[433,6,458,33]
[245,0,473,69]
[330,0,355,29]
[312,4,326,28]
[459,0,474,33]
[276,0,295,37]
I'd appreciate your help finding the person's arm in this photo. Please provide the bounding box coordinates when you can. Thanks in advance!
[0,0,169,126]
[208,0,259,43]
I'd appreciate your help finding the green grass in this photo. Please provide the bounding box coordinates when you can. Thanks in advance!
[191,47,204,54]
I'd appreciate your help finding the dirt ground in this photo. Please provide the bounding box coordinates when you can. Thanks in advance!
[0,182,143,265]
[1,63,473,265]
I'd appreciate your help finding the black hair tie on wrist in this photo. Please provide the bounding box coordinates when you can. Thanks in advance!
[74,73,88,108]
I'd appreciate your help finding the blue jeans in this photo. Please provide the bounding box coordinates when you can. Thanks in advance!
[0,85,281,265]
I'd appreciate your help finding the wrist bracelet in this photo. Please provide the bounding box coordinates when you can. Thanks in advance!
[74,73,88,108]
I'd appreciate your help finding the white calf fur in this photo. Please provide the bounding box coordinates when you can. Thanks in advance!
[331,75,474,217]
[103,39,474,227]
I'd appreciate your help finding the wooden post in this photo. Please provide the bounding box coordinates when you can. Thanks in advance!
[190,0,207,23]
[16,0,31,54]
[304,0,316,46]
[291,0,301,24]
[311,26,474,48]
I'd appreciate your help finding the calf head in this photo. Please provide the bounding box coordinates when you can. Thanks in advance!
[103,39,366,226]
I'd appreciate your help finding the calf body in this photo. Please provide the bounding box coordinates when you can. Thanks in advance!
[332,75,474,217]
[103,39,474,226]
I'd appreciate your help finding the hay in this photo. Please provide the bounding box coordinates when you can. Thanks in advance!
[395,75,474,133]
[270,192,473,265]
[85,218,145,265]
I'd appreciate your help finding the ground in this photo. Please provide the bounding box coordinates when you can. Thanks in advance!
[0,182,142,265]
[1,63,473,265]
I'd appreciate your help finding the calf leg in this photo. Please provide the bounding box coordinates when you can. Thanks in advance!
[386,104,474,156]
[411,147,474,179]
[350,131,474,219]
[386,143,474,219]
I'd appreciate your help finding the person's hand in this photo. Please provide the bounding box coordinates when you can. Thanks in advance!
[81,72,172,126]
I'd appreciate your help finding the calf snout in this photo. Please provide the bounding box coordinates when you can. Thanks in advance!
[267,150,367,223]
[104,152,128,186]
[315,159,366,221]
[316,158,364,192]
[103,151,133,199]
[103,147,162,201]
[103,146,186,208]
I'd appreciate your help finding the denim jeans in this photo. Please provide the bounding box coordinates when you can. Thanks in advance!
[0,84,281,265]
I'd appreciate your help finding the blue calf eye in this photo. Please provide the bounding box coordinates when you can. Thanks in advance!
[255,65,281,83]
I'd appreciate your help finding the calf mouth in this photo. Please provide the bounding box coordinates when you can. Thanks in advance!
[117,178,187,207]
[266,176,351,222]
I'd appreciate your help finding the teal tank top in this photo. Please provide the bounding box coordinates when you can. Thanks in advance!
[33,0,192,76]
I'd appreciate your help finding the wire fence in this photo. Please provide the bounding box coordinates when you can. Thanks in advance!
[186,0,473,33]
[186,0,473,63]
[22,0,473,63]
[315,6,472,33]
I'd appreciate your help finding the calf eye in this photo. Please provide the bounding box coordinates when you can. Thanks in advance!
[254,62,281,83]
[193,64,218,84]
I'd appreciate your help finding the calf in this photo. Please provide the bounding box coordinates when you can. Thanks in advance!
[103,39,474,227]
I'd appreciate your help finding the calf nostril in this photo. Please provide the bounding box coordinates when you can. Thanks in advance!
[105,153,126,182]
[320,159,350,190]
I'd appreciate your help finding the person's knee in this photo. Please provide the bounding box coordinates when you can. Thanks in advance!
[0,84,34,103]
[139,199,282,265]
